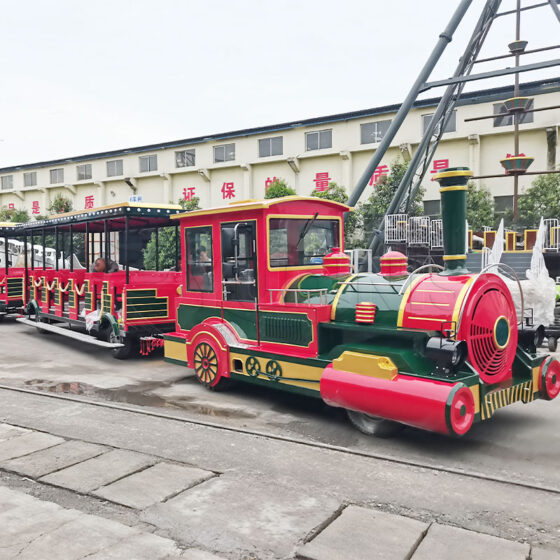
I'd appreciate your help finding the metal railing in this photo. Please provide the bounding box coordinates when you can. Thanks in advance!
[430,219,443,248]
[407,216,430,246]
[544,218,560,251]
[384,214,408,244]
[345,249,373,273]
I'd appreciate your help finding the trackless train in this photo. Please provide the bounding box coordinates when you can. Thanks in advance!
[1,168,559,436]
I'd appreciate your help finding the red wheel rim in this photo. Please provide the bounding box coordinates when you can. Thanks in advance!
[193,342,219,386]
[541,358,560,400]
[447,386,475,436]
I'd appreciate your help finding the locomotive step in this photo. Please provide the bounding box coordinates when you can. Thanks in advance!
[16,318,124,348]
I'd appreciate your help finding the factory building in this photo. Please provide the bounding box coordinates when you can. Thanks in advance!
[0,78,558,218]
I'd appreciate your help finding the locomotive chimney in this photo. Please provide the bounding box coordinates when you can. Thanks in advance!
[433,167,473,276]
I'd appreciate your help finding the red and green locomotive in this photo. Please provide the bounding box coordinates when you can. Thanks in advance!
[164,167,560,436]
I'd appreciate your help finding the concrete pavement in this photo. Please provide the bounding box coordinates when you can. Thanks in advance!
[0,392,559,559]
[1,320,560,558]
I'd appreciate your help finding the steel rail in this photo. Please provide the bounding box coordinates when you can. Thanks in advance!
[0,384,558,496]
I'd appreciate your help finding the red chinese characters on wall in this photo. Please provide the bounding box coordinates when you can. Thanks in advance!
[369,165,390,186]
[221,182,235,200]
[313,172,331,192]
[183,187,196,201]
[84,195,95,209]
[32,201,40,215]
[430,159,449,174]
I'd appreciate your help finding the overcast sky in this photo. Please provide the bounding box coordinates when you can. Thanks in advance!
[1,0,558,167]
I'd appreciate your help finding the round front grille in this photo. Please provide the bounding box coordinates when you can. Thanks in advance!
[459,276,518,385]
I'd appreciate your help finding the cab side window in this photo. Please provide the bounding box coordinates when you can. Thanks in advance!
[185,226,213,292]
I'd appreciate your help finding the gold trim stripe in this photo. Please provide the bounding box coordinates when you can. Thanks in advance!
[481,380,534,420]
[439,186,468,192]
[443,254,467,261]
[396,275,423,327]
[435,170,473,180]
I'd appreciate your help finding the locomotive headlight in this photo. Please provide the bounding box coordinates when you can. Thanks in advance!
[519,325,545,352]
[425,337,467,372]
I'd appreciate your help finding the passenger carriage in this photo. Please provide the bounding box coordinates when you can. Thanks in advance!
[0,223,28,319]
[164,171,560,437]
[19,203,183,358]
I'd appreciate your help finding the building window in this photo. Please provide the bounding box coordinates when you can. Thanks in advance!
[23,172,37,187]
[1,175,13,191]
[422,111,456,134]
[306,129,332,151]
[213,143,235,163]
[494,195,514,213]
[50,168,64,184]
[361,120,391,144]
[258,136,283,157]
[107,159,123,177]
[185,226,213,292]
[175,149,196,168]
[423,200,441,216]
[493,101,534,127]
[76,163,92,181]
[139,154,157,173]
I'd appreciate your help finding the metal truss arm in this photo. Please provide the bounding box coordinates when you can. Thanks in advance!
[346,0,474,208]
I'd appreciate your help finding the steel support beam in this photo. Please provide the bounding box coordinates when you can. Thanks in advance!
[421,58,560,92]
[549,0,560,22]
[369,0,502,253]
[346,0,474,208]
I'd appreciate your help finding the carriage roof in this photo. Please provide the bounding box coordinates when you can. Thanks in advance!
[171,196,351,221]
[22,202,182,232]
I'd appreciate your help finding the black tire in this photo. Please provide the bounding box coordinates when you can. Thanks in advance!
[548,337,558,353]
[34,313,51,334]
[100,324,137,360]
[346,410,404,438]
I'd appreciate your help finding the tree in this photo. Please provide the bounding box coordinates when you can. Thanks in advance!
[516,173,560,229]
[48,193,73,215]
[264,178,296,199]
[310,182,361,247]
[466,182,494,231]
[0,207,30,223]
[179,196,201,212]
[143,196,201,270]
[357,159,424,246]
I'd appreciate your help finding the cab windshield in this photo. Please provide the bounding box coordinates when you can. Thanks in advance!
[269,217,339,268]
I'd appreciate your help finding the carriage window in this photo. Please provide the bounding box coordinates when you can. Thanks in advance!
[185,226,213,292]
[269,218,339,268]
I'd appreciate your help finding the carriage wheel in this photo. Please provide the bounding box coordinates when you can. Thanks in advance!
[265,360,282,381]
[35,313,51,335]
[548,337,558,353]
[346,410,404,438]
[100,324,137,360]
[245,356,261,378]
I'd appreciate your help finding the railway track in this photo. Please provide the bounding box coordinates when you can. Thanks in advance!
[0,382,558,497]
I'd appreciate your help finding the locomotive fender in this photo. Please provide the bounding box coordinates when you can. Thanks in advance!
[186,322,231,379]
[320,364,476,436]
